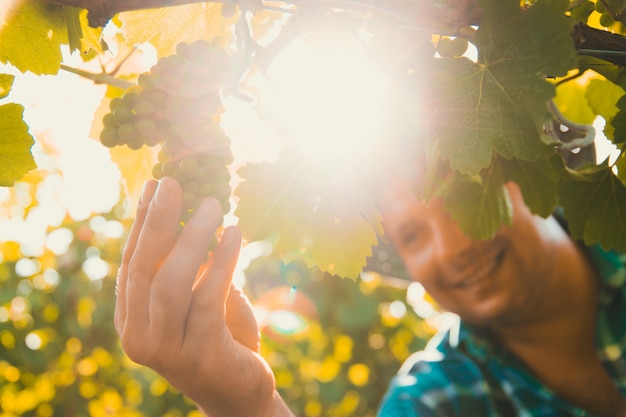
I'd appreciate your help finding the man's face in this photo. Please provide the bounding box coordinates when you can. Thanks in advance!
[381,180,569,327]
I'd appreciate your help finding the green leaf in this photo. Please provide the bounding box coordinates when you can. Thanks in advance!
[428,0,577,175]
[560,162,626,252]
[0,74,15,100]
[610,94,626,143]
[63,7,105,60]
[64,6,83,54]
[585,78,624,140]
[234,151,381,279]
[568,0,595,22]
[441,165,513,240]
[0,1,67,75]
[616,151,626,185]
[499,154,563,217]
[0,103,36,186]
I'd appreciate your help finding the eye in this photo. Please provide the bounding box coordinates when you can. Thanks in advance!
[396,224,427,252]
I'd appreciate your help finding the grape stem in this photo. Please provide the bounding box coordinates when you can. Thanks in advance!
[546,99,595,152]
[59,64,135,89]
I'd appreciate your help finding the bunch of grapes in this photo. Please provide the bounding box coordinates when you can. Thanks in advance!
[100,40,234,224]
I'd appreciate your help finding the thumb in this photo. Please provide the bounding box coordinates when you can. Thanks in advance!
[226,285,261,351]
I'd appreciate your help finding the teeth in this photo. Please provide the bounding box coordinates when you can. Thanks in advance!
[452,248,505,288]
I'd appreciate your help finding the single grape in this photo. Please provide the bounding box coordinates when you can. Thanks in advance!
[221,3,238,19]
[100,127,119,147]
[212,182,231,201]
[127,136,144,150]
[600,11,615,27]
[152,162,165,179]
[162,138,183,155]
[162,160,178,177]
[134,98,156,118]
[112,107,135,125]
[437,37,468,58]
[109,97,124,111]
[135,118,161,145]
[179,156,200,176]
[117,123,138,143]
[102,112,120,128]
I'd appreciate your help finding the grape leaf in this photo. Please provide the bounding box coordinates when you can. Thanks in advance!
[441,165,513,240]
[616,152,626,185]
[568,0,595,22]
[428,0,577,175]
[64,6,82,53]
[63,6,105,57]
[0,0,67,75]
[119,3,230,57]
[0,74,15,100]
[560,162,626,252]
[585,78,624,140]
[499,154,563,217]
[234,151,381,279]
[0,103,36,186]
[610,94,626,144]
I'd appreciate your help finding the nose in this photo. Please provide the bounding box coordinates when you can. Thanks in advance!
[426,199,474,270]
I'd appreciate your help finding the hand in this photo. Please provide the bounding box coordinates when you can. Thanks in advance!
[114,177,286,417]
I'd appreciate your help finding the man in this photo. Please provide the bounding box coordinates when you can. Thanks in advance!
[114,175,626,416]
[376,178,626,416]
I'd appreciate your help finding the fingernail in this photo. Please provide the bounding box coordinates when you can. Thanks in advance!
[154,179,172,207]
[188,198,221,227]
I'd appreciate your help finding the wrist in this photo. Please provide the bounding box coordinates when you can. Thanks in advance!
[192,352,280,417]
[198,390,294,417]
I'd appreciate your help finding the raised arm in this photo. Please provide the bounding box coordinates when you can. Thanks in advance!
[114,177,295,417]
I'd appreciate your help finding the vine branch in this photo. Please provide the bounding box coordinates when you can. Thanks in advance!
[45,0,225,27]
[59,64,134,89]
[44,0,626,72]
[44,0,482,33]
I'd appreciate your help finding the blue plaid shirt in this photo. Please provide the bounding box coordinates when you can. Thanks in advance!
[377,244,626,416]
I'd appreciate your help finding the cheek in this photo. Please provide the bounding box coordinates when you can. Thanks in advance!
[508,216,556,270]
[403,247,437,286]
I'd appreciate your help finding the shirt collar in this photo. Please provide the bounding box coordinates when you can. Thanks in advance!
[585,243,626,292]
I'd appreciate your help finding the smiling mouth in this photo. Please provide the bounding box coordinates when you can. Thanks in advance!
[450,245,507,289]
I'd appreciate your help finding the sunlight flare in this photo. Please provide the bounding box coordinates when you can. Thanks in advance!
[257,28,393,178]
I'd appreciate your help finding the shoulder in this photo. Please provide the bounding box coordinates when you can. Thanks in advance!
[377,324,498,417]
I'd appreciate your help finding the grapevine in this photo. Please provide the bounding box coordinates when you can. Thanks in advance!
[99,39,234,226]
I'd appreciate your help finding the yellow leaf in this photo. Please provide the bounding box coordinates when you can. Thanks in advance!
[110,145,157,217]
[78,9,105,55]
[119,4,232,57]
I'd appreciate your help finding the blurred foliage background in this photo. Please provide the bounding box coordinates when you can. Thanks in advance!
[0,168,444,417]
[0,5,448,415]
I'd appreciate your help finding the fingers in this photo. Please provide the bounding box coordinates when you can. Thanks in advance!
[115,179,158,334]
[225,285,261,351]
[149,197,225,339]
[123,177,183,343]
[185,226,242,339]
